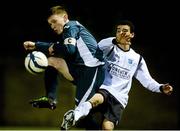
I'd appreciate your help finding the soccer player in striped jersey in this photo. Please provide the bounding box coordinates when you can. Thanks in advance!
[23,5,105,111]
[62,20,173,130]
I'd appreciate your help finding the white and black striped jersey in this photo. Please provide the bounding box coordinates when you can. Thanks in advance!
[98,37,162,108]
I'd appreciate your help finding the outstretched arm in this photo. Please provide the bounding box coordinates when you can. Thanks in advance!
[23,41,53,55]
[134,57,173,94]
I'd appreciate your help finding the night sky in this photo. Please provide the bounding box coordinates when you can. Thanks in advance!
[1,0,179,128]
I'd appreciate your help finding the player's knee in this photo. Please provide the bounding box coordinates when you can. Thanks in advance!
[48,57,64,70]
[48,57,73,81]
[102,119,114,130]
[89,93,104,107]
[48,57,56,67]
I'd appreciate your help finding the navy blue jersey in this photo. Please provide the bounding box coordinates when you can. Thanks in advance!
[36,21,104,67]
[54,21,104,67]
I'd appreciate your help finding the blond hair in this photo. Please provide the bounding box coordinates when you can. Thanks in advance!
[49,5,68,16]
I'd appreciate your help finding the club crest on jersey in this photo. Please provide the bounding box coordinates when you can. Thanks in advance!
[128,59,133,64]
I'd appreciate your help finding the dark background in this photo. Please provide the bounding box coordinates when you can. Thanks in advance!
[1,0,179,130]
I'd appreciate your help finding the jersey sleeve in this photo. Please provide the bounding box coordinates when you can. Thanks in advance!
[98,38,114,57]
[134,57,162,93]
[53,26,79,56]
[35,41,53,55]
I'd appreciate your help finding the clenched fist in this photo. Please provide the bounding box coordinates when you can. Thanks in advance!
[161,83,173,95]
[23,41,36,50]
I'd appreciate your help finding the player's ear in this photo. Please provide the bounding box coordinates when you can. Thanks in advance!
[64,14,68,22]
[130,32,135,38]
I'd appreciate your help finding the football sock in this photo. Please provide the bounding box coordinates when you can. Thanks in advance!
[74,101,92,121]
[44,66,58,100]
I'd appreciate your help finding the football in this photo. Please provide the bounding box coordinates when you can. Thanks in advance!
[24,51,48,75]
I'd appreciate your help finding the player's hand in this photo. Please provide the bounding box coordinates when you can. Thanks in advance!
[48,44,55,55]
[120,33,132,45]
[161,83,173,95]
[23,41,36,50]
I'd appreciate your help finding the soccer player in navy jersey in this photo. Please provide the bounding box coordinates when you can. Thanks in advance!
[23,5,105,112]
[62,20,173,130]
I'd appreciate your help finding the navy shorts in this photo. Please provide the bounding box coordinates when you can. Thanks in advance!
[67,63,105,106]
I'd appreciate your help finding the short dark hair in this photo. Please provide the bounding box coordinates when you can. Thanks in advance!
[115,20,135,33]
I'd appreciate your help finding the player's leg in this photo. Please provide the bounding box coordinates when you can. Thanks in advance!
[46,57,74,101]
[75,65,105,106]
[102,119,114,130]
[61,65,105,129]
[73,93,104,122]
[60,91,105,130]
[89,93,104,107]
[102,91,124,130]
[60,95,104,130]
[30,57,74,110]
[44,66,58,102]
[48,57,74,81]
[29,64,58,110]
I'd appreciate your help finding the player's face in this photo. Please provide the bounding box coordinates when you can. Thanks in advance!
[48,14,67,35]
[116,25,134,45]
